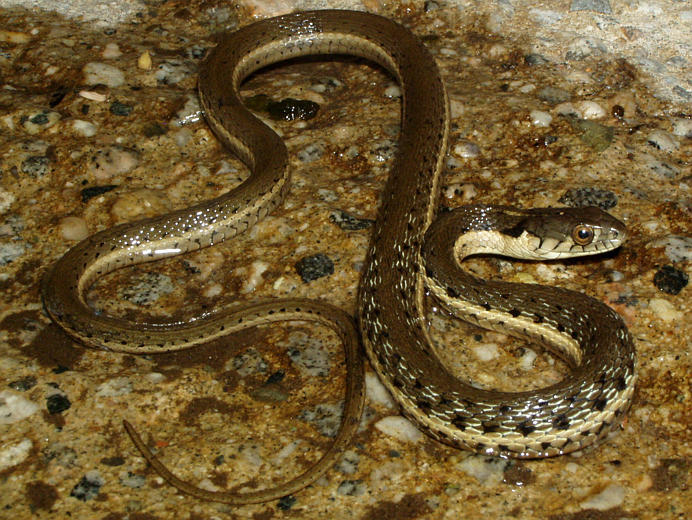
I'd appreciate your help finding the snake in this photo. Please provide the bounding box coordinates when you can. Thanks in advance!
[41,10,637,504]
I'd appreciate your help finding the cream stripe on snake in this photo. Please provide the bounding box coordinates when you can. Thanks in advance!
[41,10,636,504]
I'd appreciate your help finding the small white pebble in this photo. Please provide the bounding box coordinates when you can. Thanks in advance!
[0,439,33,472]
[0,188,16,214]
[519,348,537,370]
[138,50,152,70]
[578,101,606,119]
[59,216,89,241]
[519,83,536,93]
[579,484,626,511]
[671,118,692,138]
[554,102,581,117]
[565,462,579,473]
[242,260,269,293]
[648,298,683,321]
[83,62,125,88]
[145,372,166,384]
[0,391,39,424]
[473,343,499,361]
[647,129,679,152]
[102,42,122,59]
[365,372,395,407]
[530,110,552,127]
[453,140,480,158]
[72,119,97,137]
[95,376,132,397]
[457,455,508,485]
[374,416,423,443]
[78,90,107,102]
[565,70,593,83]
[384,84,401,98]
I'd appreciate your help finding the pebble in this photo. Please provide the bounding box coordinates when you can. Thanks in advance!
[8,376,37,392]
[329,210,373,231]
[299,403,343,437]
[567,117,614,151]
[46,393,71,414]
[529,8,564,25]
[295,253,334,282]
[101,42,122,59]
[648,298,684,322]
[297,143,324,163]
[230,347,268,376]
[0,390,39,424]
[119,472,146,489]
[538,86,570,104]
[649,235,692,262]
[457,454,509,485]
[374,416,423,443]
[570,0,612,15]
[519,348,537,370]
[671,118,692,138]
[646,129,679,152]
[78,89,108,102]
[384,84,402,98]
[111,189,171,222]
[0,242,26,266]
[138,50,152,70]
[640,153,678,179]
[473,343,500,361]
[653,266,688,295]
[242,260,269,293]
[283,331,331,377]
[88,146,139,182]
[109,100,133,116]
[72,119,97,137]
[558,187,617,210]
[83,62,125,88]
[59,216,89,241]
[566,37,607,61]
[22,111,60,135]
[0,439,33,472]
[578,100,607,119]
[555,102,581,117]
[154,60,190,85]
[0,188,15,213]
[337,479,367,496]
[365,372,395,407]
[529,110,552,127]
[95,376,133,397]
[452,140,481,158]
[70,471,104,501]
[21,155,50,177]
[335,449,360,475]
[579,483,625,511]
[119,272,174,306]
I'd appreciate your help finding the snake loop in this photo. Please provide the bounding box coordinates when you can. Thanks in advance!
[41,10,636,503]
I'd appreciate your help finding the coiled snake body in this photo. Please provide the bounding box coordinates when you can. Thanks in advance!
[41,10,636,503]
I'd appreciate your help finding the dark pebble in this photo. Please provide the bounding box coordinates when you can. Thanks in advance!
[537,86,570,104]
[70,474,103,501]
[8,375,37,391]
[295,253,334,282]
[100,456,125,466]
[21,156,50,177]
[81,184,117,202]
[110,101,133,116]
[653,266,688,295]
[29,113,49,125]
[267,98,319,121]
[558,187,617,209]
[277,495,296,510]
[329,210,374,231]
[46,394,71,414]
[525,54,549,66]
[570,0,612,14]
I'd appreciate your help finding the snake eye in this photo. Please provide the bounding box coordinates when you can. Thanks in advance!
[572,225,594,245]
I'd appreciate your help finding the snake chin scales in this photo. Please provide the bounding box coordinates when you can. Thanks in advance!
[40,10,636,504]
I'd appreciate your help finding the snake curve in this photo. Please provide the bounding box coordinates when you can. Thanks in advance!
[41,9,637,504]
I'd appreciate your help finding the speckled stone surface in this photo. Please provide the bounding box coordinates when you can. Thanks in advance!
[1,1,690,519]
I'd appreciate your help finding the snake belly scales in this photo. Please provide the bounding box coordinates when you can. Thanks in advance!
[41,10,637,504]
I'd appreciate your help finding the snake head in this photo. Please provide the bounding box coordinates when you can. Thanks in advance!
[515,206,627,260]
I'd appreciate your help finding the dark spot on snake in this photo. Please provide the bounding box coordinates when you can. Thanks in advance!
[482,422,500,433]
[476,442,485,451]
[451,415,467,430]
[425,267,433,277]
[446,286,459,298]
[593,398,608,411]
[481,302,491,311]
[557,323,565,332]
[498,444,509,452]
[499,405,511,414]
[392,377,404,389]
[533,314,544,323]
[416,400,431,410]
[541,441,552,451]
[552,414,570,430]
[509,308,521,317]
[518,421,536,436]
[413,379,423,390]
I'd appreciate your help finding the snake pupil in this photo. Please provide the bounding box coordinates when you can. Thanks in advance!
[572,225,594,245]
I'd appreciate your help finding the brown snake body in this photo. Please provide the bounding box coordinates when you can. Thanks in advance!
[41,10,636,503]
